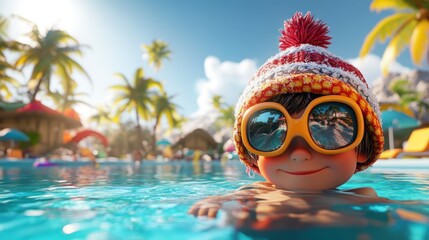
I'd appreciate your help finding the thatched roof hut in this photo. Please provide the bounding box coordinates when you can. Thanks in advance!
[0,100,82,156]
[173,128,218,151]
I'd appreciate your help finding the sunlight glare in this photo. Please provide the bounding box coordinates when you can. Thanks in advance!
[13,0,77,32]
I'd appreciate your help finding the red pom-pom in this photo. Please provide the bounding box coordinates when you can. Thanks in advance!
[279,12,331,50]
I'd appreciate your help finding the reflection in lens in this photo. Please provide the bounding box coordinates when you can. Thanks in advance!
[247,109,287,152]
[308,102,357,150]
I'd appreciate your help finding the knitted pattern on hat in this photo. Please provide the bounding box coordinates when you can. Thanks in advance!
[233,12,384,174]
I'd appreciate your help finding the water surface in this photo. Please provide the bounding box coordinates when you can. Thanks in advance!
[0,159,428,239]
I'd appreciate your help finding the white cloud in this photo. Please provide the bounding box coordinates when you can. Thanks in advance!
[194,56,258,115]
[348,54,411,86]
[180,57,257,135]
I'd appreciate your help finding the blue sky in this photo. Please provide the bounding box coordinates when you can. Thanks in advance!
[0,0,415,126]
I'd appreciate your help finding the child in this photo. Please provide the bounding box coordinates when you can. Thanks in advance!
[189,12,387,227]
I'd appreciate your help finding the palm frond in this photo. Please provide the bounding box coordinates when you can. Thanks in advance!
[360,13,415,57]
[370,0,420,12]
[381,19,416,75]
[409,19,429,65]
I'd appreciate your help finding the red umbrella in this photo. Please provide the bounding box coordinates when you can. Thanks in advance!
[69,129,109,147]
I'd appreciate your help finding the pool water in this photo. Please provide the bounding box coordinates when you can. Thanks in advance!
[0,159,428,240]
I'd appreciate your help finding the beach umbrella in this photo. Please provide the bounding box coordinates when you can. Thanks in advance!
[0,128,30,141]
[0,128,30,148]
[223,139,236,153]
[381,109,421,130]
[156,138,171,146]
[381,109,421,149]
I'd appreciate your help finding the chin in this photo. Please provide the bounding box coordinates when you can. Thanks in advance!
[277,181,345,191]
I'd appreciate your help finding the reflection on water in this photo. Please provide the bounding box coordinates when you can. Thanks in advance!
[0,160,428,239]
[215,181,429,239]
[309,119,354,149]
[309,102,357,149]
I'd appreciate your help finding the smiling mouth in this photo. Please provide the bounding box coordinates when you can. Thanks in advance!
[280,167,328,175]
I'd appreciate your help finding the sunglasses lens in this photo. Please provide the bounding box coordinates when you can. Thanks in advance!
[308,102,358,150]
[247,109,287,152]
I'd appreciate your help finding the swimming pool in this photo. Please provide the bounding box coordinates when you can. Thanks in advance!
[0,158,428,239]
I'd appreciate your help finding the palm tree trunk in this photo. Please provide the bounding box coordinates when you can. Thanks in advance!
[134,107,150,157]
[31,77,44,101]
[152,116,160,156]
[135,107,143,149]
[31,70,51,101]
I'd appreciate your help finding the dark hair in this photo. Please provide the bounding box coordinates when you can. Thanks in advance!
[244,93,372,168]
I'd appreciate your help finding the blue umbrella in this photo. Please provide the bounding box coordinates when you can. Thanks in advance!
[381,110,421,150]
[381,109,421,130]
[0,128,29,141]
[156,138,171,146]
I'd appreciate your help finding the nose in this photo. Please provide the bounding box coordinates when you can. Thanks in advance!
[288,137,312,162]
[290,148,312,161]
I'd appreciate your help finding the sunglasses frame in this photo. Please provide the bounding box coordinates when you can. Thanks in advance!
[241,95,365,156]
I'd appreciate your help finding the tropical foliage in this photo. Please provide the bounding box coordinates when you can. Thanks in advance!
[152,92,181,146]
[0,15,198,159]
[389,78,429,119]
[89,105,115,126]
[14,17,90,101]
[110,67,163,152]
[212,95,235,130]
[0,16,20,100]
[360,0,429,75]
[46,78,91,112]
[106,121,153,158]
[142,40,172,72]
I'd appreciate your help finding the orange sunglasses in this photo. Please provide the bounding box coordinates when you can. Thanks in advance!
[241,95,364,156]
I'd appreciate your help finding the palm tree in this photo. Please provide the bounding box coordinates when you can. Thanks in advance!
[389,79,429,119]
[212,95,223,110]
[142,40,172,72]
[360,0,429,75]
[14,18,90,101]
[47,90,90,113]
[390,79,415,99]
[152,92,182,151]
[0,16,8,39]
[216,106,235,129]
[110,67,163,152]
[211,95,235,130]
[0,16,21,100]
[0,53,20,100]
[44,75,91,112]
[89,105,114,126]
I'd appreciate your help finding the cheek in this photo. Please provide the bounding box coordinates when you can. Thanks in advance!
[257,156,279,183]
[327,152,358,183]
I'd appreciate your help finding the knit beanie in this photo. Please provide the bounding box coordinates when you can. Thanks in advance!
[233,12,384,173]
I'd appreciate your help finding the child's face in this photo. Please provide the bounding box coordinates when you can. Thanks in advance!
[257,111,366,191]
